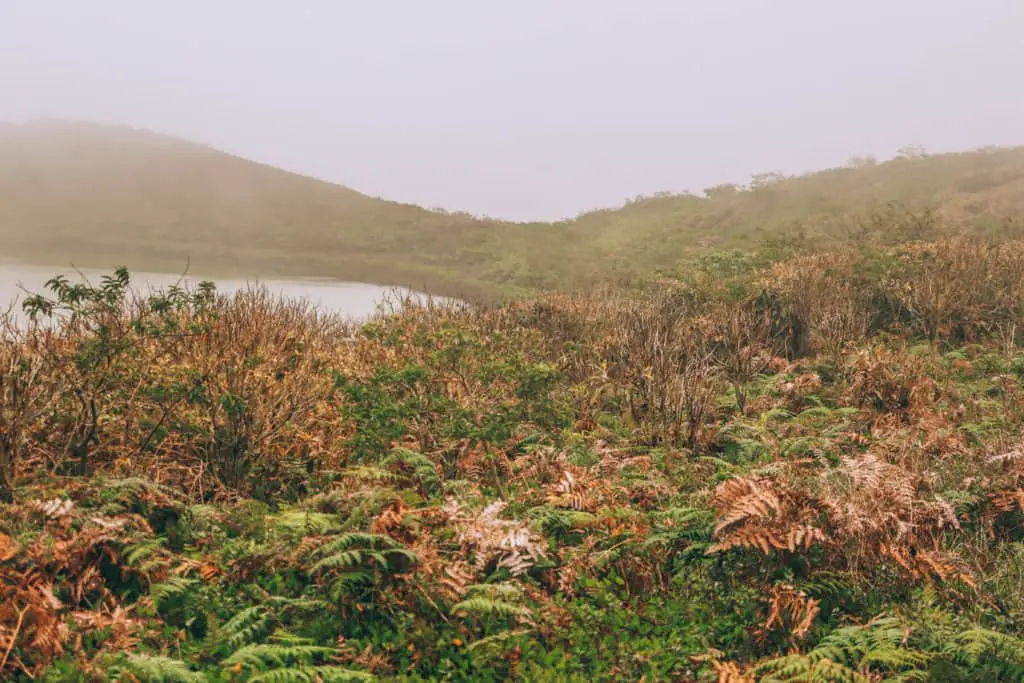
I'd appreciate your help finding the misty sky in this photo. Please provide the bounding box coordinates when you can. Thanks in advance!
[2,1,1023,221]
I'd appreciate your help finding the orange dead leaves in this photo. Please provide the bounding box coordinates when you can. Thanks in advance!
[0,533,18,562]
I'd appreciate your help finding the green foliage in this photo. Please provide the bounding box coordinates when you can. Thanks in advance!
[249,667,376,683]
[109,654,205,683]
[150,576,200,610]
[752,618,932,681]
[270,510,344,536]
[214,606,274,651]
[310,533,418,603]
[336,366,430,461]
[10,123,1024,298]
[452,584,532,622]
[12,251,1024,681]
[381,447,442,497]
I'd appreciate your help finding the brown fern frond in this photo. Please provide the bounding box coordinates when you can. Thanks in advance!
[711,659,755,683]
[762,582,820,643]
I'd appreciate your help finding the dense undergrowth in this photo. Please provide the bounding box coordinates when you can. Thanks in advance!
[7,231,1024,680]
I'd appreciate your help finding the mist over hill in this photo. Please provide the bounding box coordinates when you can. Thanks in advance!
[3,120,1024,298]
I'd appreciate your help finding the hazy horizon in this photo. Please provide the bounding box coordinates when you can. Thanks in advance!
[3,1,1023,221]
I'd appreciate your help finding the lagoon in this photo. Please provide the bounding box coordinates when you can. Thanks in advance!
[0,263,429,322]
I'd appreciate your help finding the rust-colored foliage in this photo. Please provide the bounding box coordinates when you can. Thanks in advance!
[762,583,821,644]
[708,476,827,555]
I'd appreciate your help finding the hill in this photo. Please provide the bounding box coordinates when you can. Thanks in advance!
[3,120,1024,298]
[0,120,508,298]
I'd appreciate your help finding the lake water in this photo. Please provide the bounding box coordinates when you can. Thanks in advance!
[0,264,434,322]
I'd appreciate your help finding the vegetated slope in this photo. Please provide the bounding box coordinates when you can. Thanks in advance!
[0,120,507,298]
[9,236,1024,679]
[3,120,1024,297]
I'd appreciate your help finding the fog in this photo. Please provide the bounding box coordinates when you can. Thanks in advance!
[2,0,1023,221]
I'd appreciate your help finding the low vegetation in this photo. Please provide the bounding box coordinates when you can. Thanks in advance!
[5,223,1024,680]
[5,121,1024,298]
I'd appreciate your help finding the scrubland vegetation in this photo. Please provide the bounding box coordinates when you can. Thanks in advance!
[7,217,1024,681]
[6,121,1024,298]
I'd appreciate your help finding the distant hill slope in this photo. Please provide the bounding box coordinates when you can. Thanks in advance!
[0,120,507,298]
[2,120,1024,298]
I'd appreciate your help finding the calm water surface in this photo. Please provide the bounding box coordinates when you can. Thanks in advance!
[0,264,435,322]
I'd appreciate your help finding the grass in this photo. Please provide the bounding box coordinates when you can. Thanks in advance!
[4,121,1024,299]
[6,230,1024,679]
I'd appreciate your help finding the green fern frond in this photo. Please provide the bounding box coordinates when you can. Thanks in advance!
[101,477,183,504]
[329,571,376,601]
[270,510,343,535]
[778,436,825,458]
[451,583,529,620]
[808,618,931,674]
[753,652,890,682]
[265,596,332,613]
[644,506,714,551]
[466,628,534,654]
[797,571,861,602]
[312,549,369,573]
[340,466,403,484]
[796,406,835,420]
[382,447,442,496]
[150,576,200,609]
[317,532,403,553]
[946,627,1024,668]
[760,408,795,429]
[527,506,595,535]
[651,506,713,526]
[312,533,417,575]
[451,597,530,619]
[223,643,336,669]
[215,606,274,651]
[113,654,204,682]
[249,666,376,682]
[123,538,166,568]
[464,583,522,599]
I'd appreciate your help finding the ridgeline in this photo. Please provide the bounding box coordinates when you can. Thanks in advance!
[3,120,1024,299]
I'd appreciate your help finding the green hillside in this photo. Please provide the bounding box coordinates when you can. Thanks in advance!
[2,120,1024,298]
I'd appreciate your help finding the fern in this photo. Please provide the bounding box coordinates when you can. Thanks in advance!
[223,643,337,669]
[381,447,442,496]
[812,618,931,671]
[778,436,826,458]
[759,408,796,429]
[797,571,862,604]
[644,506,714,557]
[462,628,535,670]
[751,654,867,682]
[150,576,200,609]
[451,597,530,619]
[265,596,332,613]
[99,477,183,514]
[452,583,531,620]
[328,570,376,601]
[112,654,204,682]
[527,506,595,536]
[214,606,273,651]
[123,538,166,569]
[312,533,417,574]
[751,617,935,681]
[652,505,714,526]
[945,627,1024,674]
[465,628,533,653]
[270,509,342,535]
[339,465,403,484]
[249,666,376,682]
[309,532,417,604]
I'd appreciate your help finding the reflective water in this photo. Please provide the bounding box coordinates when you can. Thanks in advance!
[0,264,430,322]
